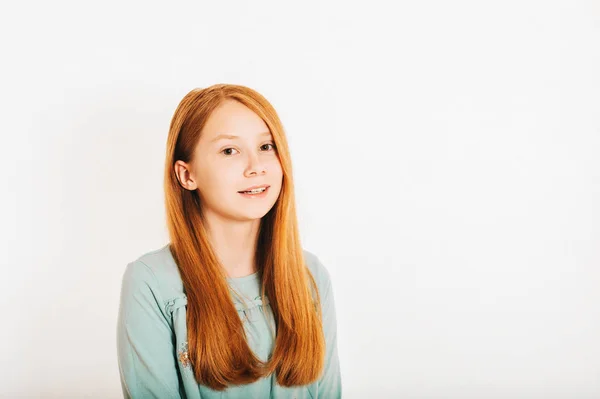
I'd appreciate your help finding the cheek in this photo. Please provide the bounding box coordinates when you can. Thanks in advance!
[195,164,230,195]
[269,157,283,177]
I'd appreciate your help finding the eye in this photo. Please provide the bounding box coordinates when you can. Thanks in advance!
[221,148,239,156]
[261,143,276,151]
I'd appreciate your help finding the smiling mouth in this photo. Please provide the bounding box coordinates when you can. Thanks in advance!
[238,187,268,194]
[238,185,270,194]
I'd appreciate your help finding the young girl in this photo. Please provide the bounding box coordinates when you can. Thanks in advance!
[116,84,342,398]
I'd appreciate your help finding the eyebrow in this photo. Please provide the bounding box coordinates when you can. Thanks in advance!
[211,131,272,143]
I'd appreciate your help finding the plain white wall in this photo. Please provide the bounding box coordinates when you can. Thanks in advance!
[1,0,598,398]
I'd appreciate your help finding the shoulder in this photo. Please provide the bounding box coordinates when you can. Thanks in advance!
[121,243,185,301]
[121,246,330,299]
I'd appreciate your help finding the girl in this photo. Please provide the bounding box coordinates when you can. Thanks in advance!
[116,84,342,398]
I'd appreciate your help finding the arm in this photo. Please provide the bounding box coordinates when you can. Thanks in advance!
[116,260,184,399]
[316,257,343,398]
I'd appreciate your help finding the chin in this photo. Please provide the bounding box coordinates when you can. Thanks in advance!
[241,210,271,221]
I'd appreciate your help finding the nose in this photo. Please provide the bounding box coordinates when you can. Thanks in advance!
[244,151,267,176]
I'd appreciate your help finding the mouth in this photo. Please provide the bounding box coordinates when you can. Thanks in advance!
[238,185,270,198]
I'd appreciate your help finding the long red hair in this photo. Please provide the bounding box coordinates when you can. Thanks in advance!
[163,84,325,391]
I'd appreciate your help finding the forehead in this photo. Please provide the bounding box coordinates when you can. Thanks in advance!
[201,99,270,141]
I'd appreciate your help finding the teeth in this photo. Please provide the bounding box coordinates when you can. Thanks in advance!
[243,187,266,194]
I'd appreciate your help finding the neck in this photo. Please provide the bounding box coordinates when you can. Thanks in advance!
[202,211,261,278]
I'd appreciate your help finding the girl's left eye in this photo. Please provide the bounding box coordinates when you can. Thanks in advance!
[261,143,276,151]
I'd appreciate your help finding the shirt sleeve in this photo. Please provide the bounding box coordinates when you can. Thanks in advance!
[116,260,184,399]
[316,256,343,398]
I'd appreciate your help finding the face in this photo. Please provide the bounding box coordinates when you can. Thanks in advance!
[175,99,284,223]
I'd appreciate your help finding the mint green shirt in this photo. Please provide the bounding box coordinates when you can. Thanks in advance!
[116,244,342,398]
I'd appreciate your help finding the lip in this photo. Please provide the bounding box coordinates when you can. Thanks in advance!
[238,185,270,199]
[238,184,270,192]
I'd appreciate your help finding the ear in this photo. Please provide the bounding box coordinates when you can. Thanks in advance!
[174,160,198,191]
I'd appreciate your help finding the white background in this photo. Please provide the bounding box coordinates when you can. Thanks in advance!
[1,1,599,398]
